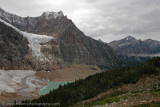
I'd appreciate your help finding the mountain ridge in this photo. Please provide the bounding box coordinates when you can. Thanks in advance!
[109,36,160,61]
[0,7,70,36]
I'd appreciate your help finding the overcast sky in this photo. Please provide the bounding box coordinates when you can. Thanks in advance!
[0,0,160,42]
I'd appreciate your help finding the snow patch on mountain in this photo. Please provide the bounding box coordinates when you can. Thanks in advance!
[42,11,64,19]
[22,32,53,58]
[118,43,131,47]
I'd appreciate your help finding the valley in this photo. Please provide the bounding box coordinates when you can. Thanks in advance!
[0,64,102,103]
[12,57,160,107]
[0,9,105,103]
[0,4,160,107]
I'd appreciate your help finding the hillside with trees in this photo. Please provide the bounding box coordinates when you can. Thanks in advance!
[14,57,160,107]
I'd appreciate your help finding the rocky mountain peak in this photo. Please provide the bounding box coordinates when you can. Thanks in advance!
[0,7,5,14]
[0,8,70,36]
[144,39,157,44]
[108,36,137,49]
[109,36,160,62]
[42,11,64,19]
[124,36,136,41]
[144,39,160,48]
[98,39,104,43]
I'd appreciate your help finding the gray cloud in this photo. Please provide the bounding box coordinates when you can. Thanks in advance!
[0,0,160,42]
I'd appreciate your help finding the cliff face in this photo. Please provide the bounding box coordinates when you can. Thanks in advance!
[0,21,31,69]
[57,23,121,66]
[0,8,123,68]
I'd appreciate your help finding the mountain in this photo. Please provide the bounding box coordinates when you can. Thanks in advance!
[0,8,123,70]
[0,8,67,36]
[109,36,160,61]
[0,19,63,71]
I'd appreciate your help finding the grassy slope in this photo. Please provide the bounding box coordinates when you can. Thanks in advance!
[133,102,160,107]
[84,89,160,107]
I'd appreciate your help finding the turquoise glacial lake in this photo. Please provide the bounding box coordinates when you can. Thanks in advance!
[39,81,72,95]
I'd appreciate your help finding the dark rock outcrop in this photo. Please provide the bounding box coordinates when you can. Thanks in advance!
[57,23,121,66]
[0,21,31,69]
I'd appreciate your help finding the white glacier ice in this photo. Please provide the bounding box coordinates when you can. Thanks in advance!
[22,32,53,58]
[0,19,54,58]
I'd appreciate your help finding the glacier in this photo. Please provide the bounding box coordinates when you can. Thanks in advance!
[0,19,54,58]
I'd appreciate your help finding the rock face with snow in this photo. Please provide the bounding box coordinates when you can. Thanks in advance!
[0,21,31,69]
[0,8,123,68]
[0,19,63,70]
[0,8,68,36]
[109,36,160,61]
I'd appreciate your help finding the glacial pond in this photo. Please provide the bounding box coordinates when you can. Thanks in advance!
[39,81,72,95]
